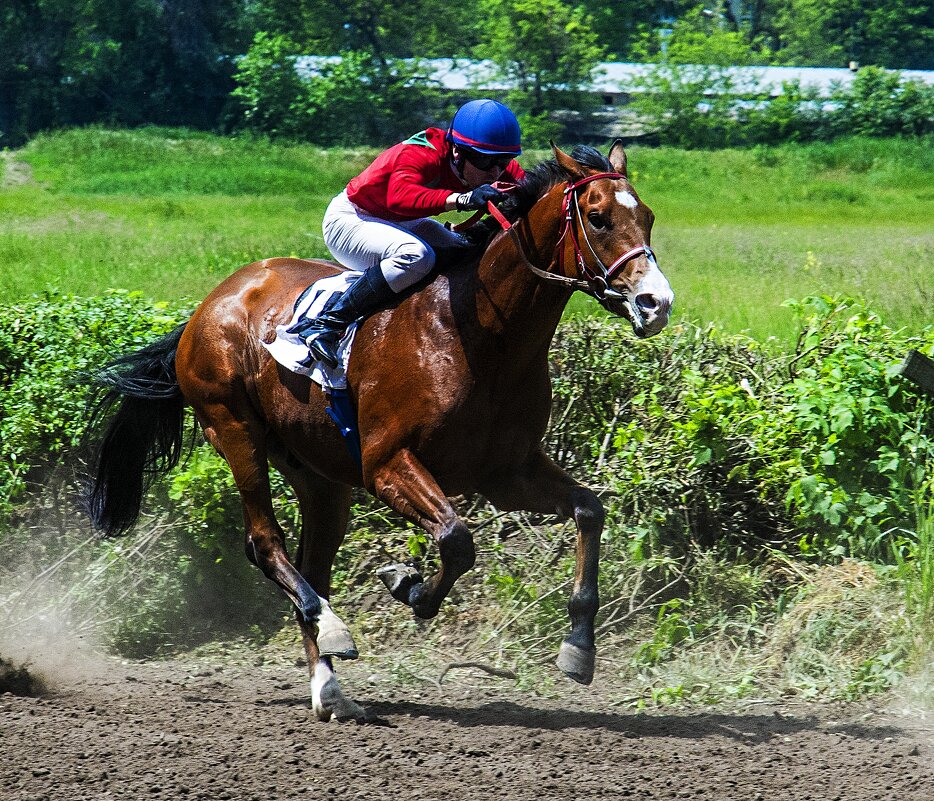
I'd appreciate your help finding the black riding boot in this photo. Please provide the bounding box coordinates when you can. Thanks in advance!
[290,266,396,368]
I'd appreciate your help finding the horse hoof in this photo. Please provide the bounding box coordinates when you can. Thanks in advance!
[316,607,358,660]
[376,563,423,604]
[556,641,596,685]
[409,584,441,620]
[312,696,333,723]
[319,678,369,723]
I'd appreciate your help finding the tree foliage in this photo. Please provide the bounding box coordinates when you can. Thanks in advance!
[630,62,934,147]
[631,6,773,65]
[478,0,606,115]
[0,0,251,146]
[771,0,934,71]
[1,0,932,147]
[233,36,444,144]
[253,0,481,59]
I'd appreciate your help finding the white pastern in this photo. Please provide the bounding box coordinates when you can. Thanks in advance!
[310,659,335,722]
[310,659,368,723]
[615,190,638,209]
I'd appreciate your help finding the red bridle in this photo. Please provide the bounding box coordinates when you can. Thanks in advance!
[555,172,655,295]
[483,172,656,302]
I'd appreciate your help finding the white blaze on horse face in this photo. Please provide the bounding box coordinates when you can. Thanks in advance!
[616,190,638,209]
[634,253,675,333]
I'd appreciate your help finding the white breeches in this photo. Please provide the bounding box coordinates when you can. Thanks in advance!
[322,191,469,292]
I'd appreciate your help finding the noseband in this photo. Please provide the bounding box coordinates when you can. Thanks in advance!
[486,172,655,310]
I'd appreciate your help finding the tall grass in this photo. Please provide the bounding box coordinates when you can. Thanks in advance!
[2,127,932,342]
[901,486,934,627]
[629,137,934,341]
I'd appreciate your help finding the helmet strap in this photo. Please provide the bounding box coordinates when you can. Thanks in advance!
[450,146,467,183]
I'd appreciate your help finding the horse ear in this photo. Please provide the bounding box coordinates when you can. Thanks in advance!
[608,139,628,177]
[551,140,587,180]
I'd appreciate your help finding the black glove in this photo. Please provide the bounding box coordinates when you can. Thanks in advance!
[455,184,505,211]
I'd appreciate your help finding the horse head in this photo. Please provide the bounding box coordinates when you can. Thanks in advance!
[550,141,674,338]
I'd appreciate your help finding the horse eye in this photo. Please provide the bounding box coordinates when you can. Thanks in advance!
[588,212,606,230]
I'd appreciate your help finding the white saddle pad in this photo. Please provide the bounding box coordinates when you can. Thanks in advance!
[262,271,360,390]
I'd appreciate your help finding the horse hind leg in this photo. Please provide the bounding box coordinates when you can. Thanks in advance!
[271,452,366,723]
[197,402,357,711]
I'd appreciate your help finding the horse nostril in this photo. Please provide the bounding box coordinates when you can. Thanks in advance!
[636,293,672,316]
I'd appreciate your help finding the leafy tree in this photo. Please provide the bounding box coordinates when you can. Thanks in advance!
[232,32,311,137]
[0,0,89,145]
[233,37,444,144]
[829,67,934,136]
[253,0,482,59]
[0,0,251,147]
[771,0,934,69]
[630,5,772,65]
[301,51,443,144]
[478,0,606,116]
[578,0,663,60]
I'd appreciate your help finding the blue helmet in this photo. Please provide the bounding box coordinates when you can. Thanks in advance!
[448,99,522,156]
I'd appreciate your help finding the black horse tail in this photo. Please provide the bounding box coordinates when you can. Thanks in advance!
[83,322,191,536]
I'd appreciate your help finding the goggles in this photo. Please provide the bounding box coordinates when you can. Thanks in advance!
[461,148,513,172]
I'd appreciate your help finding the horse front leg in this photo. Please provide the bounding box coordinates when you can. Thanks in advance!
[482,450,604,685]
[370,449,475,620]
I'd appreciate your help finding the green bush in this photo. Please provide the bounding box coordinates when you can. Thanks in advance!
[0,290,189,517]
[233,38,445,145]
[231,32,312,139]
[549,297,934,563]
[470,296,933,679]
[630,64,934,148]
[830,67,934,138]
[0,292,286,655]
[628,63,746,149]
[2,291,931,663]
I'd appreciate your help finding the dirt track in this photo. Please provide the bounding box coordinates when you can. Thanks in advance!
[2,646,934,801]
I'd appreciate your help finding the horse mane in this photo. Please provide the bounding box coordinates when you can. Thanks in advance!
[459,145,614,250]
[502,145,614,221]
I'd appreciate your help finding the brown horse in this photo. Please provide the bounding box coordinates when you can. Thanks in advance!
[84,142,673,721]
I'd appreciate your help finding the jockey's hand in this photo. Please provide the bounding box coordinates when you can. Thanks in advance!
[455,184,506,211]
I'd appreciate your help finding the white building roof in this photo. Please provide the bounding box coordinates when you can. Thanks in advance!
[596,63,934,96]
[295,57,934,98]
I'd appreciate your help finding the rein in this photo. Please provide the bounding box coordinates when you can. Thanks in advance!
[478,173,656,304]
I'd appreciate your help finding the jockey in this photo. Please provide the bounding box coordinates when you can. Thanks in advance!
[293,98,525,368]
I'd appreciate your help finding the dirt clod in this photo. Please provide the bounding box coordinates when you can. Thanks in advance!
[0,657,46,697]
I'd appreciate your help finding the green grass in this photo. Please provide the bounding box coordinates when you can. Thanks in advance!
[628,138,934,341]
[0,127,373,302]
[2,127,932,342]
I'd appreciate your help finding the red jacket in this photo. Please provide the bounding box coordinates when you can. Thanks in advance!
[346,127,525,223]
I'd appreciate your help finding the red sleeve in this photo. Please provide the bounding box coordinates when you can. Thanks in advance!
[384,148,454,218]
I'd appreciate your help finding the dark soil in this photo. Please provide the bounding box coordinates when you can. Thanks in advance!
[2,645,933,801]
